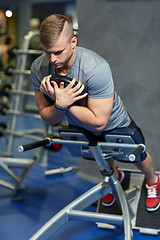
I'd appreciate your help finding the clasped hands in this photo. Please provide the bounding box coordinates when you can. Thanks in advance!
[40,74,87,109]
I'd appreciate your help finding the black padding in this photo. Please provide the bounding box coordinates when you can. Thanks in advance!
[103,127,147,161]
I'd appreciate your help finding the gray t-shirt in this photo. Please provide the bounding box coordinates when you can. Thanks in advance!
[31,46,131,133]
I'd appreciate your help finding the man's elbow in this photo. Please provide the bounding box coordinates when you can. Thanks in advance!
[39,113,53,126]
[92,121,107,132]
[93,114,111,131]
[43,119,50,125]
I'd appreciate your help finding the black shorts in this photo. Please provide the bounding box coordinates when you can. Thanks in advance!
[128,118,147,161]
[85,117,147,161]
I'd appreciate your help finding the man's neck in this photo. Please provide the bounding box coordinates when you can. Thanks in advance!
[58,68,70,75]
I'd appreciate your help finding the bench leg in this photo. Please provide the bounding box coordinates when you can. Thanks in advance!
[30,174,133,240]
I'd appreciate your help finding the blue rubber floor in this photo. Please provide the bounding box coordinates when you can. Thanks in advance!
[0,114,159,240]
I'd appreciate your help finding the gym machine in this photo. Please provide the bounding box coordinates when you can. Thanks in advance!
[3,31,44,156]
[18,125,158,240]
[0,149,40,200]
[0,32,48,197]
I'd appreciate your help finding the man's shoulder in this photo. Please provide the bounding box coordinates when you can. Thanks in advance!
[32,53,48,68]
[76,46,109,73]
[31,53,50,76]
[78,46,106,59]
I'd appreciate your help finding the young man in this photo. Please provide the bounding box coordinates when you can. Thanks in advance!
[31,14,160,212]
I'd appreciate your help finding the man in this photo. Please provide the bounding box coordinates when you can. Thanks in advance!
[31,14,160,212]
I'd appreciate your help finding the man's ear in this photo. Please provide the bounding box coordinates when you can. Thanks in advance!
[71,36,77,49]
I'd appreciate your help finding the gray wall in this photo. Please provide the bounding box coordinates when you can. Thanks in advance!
[77,0,160,170]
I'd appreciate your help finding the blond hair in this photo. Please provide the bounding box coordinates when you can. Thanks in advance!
[40,14,74,47]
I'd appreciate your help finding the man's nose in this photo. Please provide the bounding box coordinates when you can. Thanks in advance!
[50,53,57,63]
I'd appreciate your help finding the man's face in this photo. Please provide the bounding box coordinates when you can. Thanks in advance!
[42,33,77,70]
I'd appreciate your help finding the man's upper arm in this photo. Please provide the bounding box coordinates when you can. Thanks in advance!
[87,96,113,127]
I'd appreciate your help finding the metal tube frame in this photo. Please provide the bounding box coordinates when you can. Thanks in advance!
[5,32,43,156]
[0,148,41,199]
[29,140,134,240]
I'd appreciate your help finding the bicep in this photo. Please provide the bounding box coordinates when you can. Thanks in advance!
[87,96,113,122]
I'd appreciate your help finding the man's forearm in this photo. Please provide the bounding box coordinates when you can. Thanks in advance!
[40,105,65,125]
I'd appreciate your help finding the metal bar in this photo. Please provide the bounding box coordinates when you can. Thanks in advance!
[11,89,35,96]
[89,144,133,240]
[0,179,15,190]
[68,210,123,227]
[13,69,30,75]
[14,49,43,55]
[4,129,43,141]
[0,157,34,168]
[19,137,141,151]
[30,183,110,240]
[13,128,44,134]
[5,31,40,155]
[44,166,78,176]
[53,138,140,150]
[89,144,112,174]
[109,175,133,240]
[0,162,20,182]
[6,109,41,119]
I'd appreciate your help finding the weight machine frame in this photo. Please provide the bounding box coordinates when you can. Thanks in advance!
[18,127,146,240]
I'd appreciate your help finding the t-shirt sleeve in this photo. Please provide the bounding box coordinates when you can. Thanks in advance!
[87,62,114,99]
[30,61,42,92]
[30,58,55,105]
